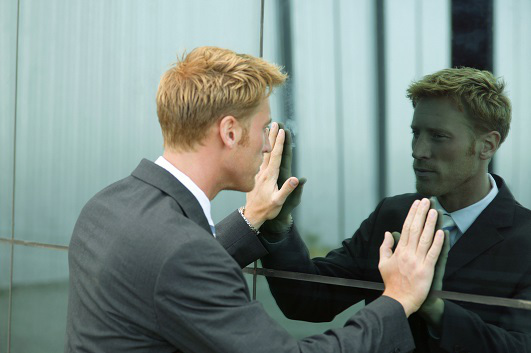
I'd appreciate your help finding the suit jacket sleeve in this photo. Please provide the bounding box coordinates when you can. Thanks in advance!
[257,199,387,322]
[437,281,531,352]
[216,210,268,268]
[153,236,415,353]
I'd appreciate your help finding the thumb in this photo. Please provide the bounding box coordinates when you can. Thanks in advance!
[276,177,299,204]
[380,231,395,261]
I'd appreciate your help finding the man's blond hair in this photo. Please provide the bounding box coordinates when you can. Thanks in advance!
[407,67,512,143]
[156,46,287,150]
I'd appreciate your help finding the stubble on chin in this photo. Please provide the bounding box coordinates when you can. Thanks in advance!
[415,179,438,197]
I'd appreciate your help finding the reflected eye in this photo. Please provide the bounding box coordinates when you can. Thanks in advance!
[411,130,419,138]
[432,133,447,140]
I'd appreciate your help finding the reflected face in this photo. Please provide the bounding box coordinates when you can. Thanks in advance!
[232,98,272,192]
[411,97,481,197]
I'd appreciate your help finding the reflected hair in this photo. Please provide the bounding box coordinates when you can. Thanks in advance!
[406,67,512,143]
[156,46,287,150]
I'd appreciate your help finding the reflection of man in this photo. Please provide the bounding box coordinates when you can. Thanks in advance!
[253,68,531,352]
[65,46,444,352]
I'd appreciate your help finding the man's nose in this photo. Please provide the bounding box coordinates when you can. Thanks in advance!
[412,135,431,159]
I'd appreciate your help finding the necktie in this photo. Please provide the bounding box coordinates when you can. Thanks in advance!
[440,213,458,247]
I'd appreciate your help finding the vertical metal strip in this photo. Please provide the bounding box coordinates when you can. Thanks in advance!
[332,0,346,243]
[7,0,22,351]
[375,0,387,201]
[253,0,266,301]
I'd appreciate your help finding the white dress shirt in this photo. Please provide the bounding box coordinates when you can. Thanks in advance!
[432,173,498,245]
[155,156,216,237]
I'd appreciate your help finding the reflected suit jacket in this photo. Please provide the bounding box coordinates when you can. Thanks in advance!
[258,174,531,353]
[65,159,416,353]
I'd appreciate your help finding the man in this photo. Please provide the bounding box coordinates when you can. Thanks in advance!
[251,68,531,352]
[65,46,444,352]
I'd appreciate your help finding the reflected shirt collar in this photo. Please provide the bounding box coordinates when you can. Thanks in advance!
[433,173,498,234]
[154,156,216,236]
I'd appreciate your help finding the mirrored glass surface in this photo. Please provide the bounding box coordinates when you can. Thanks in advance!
[494,0,531,208]
[255,275,366,338]
[0,242,11,353]
[10,245,68,353]
[255,0,531,351]
[0,0,17,240]
[13,0,261,245]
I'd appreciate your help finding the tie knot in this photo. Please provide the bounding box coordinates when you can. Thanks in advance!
[441,213,456,231]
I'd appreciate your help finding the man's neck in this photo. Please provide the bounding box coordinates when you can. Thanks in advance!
[162,147,223,200]
[438,172,492,212]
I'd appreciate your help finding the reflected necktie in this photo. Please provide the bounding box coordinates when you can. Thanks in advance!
[210,225,216,237]
[440,213,458,247]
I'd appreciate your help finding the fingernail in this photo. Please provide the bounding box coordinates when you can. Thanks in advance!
[289,178,298,187]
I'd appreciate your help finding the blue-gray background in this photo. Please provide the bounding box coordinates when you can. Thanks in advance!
[1,0,530,351]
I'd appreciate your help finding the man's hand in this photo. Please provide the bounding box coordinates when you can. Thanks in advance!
[416,198,451,333]
[260,122,306,233]
[379,198,445,317]
[242,122,302,229]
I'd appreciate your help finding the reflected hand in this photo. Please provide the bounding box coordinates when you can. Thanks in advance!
[261,122,306,234]
[415,198,452,333]
[243,122,302,229]
[379,198,445,317]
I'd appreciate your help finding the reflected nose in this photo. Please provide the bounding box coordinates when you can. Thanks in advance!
[412,135,431,160]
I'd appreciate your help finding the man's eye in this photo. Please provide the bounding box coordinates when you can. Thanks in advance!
[432,133,447,139]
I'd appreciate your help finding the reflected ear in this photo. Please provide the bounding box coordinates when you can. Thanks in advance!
[219,115,242,148]
[479,131,501,160]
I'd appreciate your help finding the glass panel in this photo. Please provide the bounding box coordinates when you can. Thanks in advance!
[0,242,11,353]
[262,0,379,251]
[255,275,365,338]
[0,0,17,240]
[10,245,68,353]
[494,0,531,209]
[14,0,261,245]
[385,0,450,196]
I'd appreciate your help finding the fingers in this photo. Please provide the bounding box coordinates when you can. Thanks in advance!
[424,230,445,267]
[432,231,450,286]
[416,209,439,256]
[429,197,444,231]
[400,199,421,247]
[392,231,401,250]
[263,122,279,166]
[406,198,431,251]
[278,129,293,186]
[274,177,300,205]
[267,129,285,178]
[379,232,395,261]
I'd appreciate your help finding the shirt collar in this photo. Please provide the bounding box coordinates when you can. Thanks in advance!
[154,156,216,235]
[434,173,498,234]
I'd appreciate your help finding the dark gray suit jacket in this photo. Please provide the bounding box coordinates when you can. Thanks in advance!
[259,174,531,353]
[65,159,415,353]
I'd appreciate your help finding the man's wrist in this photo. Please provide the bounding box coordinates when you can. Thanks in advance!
[382,292,416,318]
[238,207,263,233]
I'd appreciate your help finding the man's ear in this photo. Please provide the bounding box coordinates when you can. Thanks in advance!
[479,131,501,160]
[219,115,242,148]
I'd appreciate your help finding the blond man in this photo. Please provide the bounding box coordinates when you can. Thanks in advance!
[65,47,444,353]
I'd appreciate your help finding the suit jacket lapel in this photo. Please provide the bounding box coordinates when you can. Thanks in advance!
[131,159,213,235]
[444,174,514,279]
